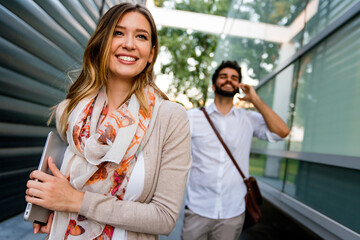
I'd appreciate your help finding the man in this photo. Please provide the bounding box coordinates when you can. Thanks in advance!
[182,60,290,240]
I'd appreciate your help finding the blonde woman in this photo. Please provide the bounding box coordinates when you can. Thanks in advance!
[25,3,191,240]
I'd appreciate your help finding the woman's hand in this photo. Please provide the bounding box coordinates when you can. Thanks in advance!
[33,212,54,234]
[26,157,84,213]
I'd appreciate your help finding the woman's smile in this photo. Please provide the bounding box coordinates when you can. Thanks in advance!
[116,54,138,64]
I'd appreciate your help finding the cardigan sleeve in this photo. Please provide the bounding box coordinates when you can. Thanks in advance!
[78,102,192,235]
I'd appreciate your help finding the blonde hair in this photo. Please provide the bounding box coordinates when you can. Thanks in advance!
[55,3,167,136]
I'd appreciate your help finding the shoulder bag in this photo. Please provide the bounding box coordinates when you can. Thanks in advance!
[200,107,262,229]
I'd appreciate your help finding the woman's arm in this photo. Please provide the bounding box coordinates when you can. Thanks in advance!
[78,102,192,235]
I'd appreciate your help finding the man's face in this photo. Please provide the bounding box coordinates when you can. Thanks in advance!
[212,67,240,97]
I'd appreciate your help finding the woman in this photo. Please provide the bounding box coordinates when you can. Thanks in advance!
[25,3,191,240]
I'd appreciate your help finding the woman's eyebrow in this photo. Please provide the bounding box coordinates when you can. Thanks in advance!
[115,25,150,35]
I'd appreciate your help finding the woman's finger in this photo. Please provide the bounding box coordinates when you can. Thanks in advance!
[39,212,54,234]
[26,179,44,190]
[33,223,40,234]
[47,157,66,179]
[26,187,44,200]
[30,170,53,182]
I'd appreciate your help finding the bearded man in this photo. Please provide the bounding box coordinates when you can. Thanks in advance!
[182,60,290,240]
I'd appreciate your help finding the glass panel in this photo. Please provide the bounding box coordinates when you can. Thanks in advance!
[289,16,360,157]
[303,0,358,45]
[154,0,230,16]
[250,153,286,191]
[256,77,275,107]
[155,0,307,25]
[251,78,275,150]
[283,159,360,233]
[213,37,281,85]
[252,62,296,151]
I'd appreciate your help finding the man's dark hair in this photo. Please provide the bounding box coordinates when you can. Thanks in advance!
[211,60,242,85]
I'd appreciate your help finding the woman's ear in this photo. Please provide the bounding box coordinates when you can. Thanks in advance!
[148,46,155,63]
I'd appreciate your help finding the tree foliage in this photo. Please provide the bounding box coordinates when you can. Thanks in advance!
[159,28,218,107]
[156,0,307,107]
[157,1,231,107]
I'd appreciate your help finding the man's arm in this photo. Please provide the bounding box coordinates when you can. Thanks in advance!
[239,83,290,138]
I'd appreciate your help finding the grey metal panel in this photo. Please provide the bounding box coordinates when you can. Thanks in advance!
[60,0,97,35]
[0,123,53,137]
[34,0,91,48]
[94,0,103,9]
[0,67,65,107]
[0,0,94,222]
[0,37,69,90]
[251,148,360,171]
[1,0,84,63]
[103,3,110,13]
[109,0,118,6]
[0,167,38,178]
[0,147,43,174]
[0,95,50,125]
[0,5,79,73]
[0,147,43,158]
[80,0,100,23]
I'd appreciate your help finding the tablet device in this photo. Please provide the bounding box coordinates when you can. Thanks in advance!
[24,131,67,224]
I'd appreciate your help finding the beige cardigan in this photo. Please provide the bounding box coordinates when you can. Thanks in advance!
[59,100,191,240]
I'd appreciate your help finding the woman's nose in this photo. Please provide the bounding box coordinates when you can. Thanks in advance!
[122,36,135,50]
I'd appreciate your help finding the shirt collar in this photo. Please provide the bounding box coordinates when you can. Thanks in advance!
[206,102,217,115]
[206,102,236,116]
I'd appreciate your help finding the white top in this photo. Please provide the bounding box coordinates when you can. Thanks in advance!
[123,151,145,201]
[113,151,145,239]
[186,103,282,219]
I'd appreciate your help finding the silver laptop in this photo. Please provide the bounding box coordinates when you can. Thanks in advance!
[24,131,67,224]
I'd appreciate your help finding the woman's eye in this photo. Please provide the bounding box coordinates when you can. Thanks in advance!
[137,34,148,40]
[113,31,123,36]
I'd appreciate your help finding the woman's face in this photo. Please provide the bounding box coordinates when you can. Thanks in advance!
[108,11,154,82]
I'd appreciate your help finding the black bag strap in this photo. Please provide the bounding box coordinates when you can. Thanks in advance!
[200,107,246,180]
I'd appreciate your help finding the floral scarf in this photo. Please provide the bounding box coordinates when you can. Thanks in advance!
[48,86,159,240]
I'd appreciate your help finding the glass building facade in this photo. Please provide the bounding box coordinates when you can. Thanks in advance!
[152,0,360,238]
[210,0,360,238]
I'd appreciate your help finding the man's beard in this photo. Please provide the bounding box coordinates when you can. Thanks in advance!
[214,84,239,97]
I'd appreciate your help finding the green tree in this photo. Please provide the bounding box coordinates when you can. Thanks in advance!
[157,0,307,106]
[159,28,218,107]
[157,1,231,107]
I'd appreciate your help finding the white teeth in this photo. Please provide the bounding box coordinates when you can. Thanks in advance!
[118,56,136,61]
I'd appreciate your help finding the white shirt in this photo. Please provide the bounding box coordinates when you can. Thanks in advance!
[186,103,282,219]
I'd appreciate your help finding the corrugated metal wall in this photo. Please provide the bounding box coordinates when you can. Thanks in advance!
[0,0,144,222]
